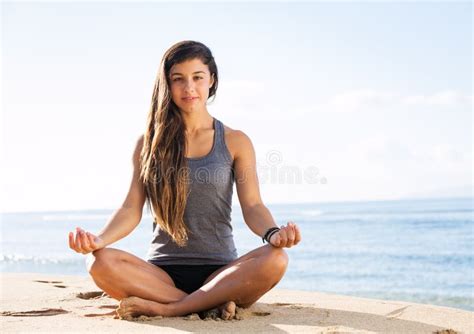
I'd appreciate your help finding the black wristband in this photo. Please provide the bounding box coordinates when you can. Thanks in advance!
[262,227,280,243]
[266,229,280,243]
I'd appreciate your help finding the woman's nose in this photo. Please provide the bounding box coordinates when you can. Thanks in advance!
[184,81,195,92]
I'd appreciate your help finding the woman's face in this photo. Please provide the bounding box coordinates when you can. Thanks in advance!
[169,58,215,113]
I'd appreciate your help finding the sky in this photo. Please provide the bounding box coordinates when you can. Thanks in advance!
[1,1,472,212]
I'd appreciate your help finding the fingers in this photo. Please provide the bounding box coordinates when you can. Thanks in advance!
[271,231,282,247]
[293,222,302,245]
[69,227,95,254]
[81,230,93,253]
[68,231,74,250]
[270,224,290,248]
[281,223,295,248]
[270,221,301,248]
[277,225,288,246]
[286,222,296,247]
[74,228,83,251]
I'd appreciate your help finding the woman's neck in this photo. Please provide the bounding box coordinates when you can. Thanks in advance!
[182,112,214,134]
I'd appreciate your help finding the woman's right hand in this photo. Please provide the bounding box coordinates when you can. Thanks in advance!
[68,227,106,254]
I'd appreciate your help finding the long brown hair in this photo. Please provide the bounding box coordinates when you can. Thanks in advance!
[140,41,219,247]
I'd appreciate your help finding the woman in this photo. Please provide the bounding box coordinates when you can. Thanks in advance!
[68,40,302,320]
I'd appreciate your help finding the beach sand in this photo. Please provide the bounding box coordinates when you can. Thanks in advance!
[0,272,472,333]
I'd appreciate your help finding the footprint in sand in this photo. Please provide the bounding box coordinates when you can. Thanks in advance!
[272,303,303,310]
[78,304,118,317]
[76,292,113,317]
[79,305,117,310]
[33,280,67,289]
[76,291,109,299]
[251,311,271,316]
[84,310,117,317]
[1,308,69,317]
[385,306,410,319]
[33,280,63,284]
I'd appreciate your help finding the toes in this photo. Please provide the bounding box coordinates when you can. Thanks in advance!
[115,308,133,321]
[221,310,231,320]
[116,303,130,320]
[120,314,133,321]
[220,301,236,320]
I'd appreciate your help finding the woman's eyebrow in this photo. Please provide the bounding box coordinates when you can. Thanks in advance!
[171,71,205,76]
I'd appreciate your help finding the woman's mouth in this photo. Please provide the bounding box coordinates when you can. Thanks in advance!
[182,97,198,102]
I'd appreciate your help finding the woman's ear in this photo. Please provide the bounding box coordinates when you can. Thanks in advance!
[210,73,215,88]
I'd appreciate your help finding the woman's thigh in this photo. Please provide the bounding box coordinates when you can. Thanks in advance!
[202,244,281,286]
[88,247,176,288]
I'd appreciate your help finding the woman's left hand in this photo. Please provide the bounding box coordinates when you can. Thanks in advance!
[269,221,302,248]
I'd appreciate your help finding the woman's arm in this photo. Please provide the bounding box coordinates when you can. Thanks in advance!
[96,135,147,246]
[232,131,301,247]
[69,135,146,253]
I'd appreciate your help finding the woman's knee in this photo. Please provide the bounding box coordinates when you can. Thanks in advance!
[263,246,289,276]
[86,247,119,274]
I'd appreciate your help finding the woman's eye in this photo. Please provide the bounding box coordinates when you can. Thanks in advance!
[172,77,202,82]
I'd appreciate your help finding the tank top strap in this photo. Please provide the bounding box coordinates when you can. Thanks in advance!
[213,118,232,164]
[214,118,224,147]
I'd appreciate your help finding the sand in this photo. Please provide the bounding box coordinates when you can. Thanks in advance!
[0,272,472,333]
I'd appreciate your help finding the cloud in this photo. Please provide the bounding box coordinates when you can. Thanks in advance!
[364,138,418,162]
[310,89,473,113]
[401,90,473,106]
[317,89,398,113]
[361,138,471,166]
[220,87,473,118]
[430,144,469,163]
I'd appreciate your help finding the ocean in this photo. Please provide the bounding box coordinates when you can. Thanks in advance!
[1,197,472,312]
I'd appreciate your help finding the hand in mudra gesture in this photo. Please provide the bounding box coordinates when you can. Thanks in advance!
[269,221,302,248]
[68,227,106,254]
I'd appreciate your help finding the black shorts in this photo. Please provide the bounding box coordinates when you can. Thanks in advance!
[148,262,227,294]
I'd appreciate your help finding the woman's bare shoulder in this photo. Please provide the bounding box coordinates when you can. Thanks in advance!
[222,124,253,161]
[223,124,250,141]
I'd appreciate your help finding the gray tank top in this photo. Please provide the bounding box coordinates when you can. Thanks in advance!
[146,117,238,265]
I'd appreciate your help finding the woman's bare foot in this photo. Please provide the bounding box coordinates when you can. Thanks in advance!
[117,297,235,321]
[219,301,236,320]
[199,301,236,320]
[115,296,164,320]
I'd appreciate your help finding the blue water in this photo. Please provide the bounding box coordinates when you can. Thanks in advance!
[1,197,473,312]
